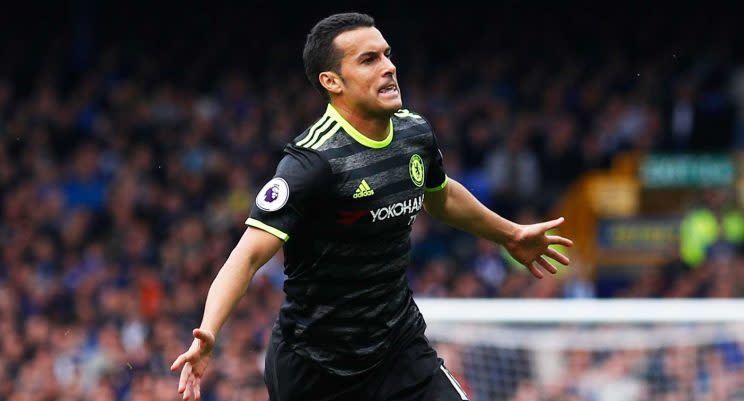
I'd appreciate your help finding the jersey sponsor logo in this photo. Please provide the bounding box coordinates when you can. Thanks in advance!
[370,194,424,222]
[353,179,375,198]
[336,210,367,225]
[409,154,425,187]
[256,177,289,212]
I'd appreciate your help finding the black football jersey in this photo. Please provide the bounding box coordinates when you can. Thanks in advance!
[248,104,447,376]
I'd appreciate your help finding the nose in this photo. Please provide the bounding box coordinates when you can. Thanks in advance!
[382,56,396,76]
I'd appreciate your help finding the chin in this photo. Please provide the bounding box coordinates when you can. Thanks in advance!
[362,96,402,117]
[380,97,403,113]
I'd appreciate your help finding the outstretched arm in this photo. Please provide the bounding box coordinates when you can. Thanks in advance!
[170,227,283,400]
[423,178,573,278]
[199,226,283,335]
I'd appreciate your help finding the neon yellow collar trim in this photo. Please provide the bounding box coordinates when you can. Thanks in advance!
[326,104,393,148]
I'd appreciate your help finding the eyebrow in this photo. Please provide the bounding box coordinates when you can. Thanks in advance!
[356,47,392,60]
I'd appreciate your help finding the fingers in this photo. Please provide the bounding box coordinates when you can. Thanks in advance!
[171,349,196,372]
[183,376,201,400]
[527,262,544,279]
[536,256,558,274]
[183,376,194,400]
[178,362,192,394]
[181,374,202,401]
[171,353,186,372]
[546,248,570,265]
[547,235,573,247]
[193,328,215,347]
[538,216,565,232]
[174,331,210,400]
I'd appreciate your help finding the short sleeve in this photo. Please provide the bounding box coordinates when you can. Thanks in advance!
[246,146,330,241]
[425,131,448,192]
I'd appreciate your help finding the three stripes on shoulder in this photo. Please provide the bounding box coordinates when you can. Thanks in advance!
[296,117,341,150]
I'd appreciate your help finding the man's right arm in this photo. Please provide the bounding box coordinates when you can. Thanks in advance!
[172,146,329,399]
[199,226,283,338]
[200,146,329,338]
[171,226,282,400]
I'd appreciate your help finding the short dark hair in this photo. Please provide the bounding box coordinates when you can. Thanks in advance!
[303,13,375,96]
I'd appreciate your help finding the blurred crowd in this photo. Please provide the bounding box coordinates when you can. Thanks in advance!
[435,337,744,401]
[1,3,743,401]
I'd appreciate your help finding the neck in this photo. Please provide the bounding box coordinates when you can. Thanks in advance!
[330,101,390,141]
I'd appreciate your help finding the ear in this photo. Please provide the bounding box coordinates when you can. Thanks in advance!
[319,71,344,95]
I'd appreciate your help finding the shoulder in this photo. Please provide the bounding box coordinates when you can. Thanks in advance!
[282,114,339,163]
[392,109,437,146]
[289,112,348,152]
[393,108,433,132]
[267,145,332,196]
[392,108,427,124]
[281,142,330,171]
[271,140,332,186]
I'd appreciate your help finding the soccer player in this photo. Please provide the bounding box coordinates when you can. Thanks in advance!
[171,12,573,401]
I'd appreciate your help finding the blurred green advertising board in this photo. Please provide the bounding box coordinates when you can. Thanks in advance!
[640,154,735,188]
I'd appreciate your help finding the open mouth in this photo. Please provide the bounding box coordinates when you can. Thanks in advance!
[378,83,399,95]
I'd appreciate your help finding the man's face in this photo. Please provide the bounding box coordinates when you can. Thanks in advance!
[332,27,401,115]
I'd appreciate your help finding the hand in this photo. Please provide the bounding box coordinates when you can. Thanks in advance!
[170,328,216,400]
[504,217,574,279]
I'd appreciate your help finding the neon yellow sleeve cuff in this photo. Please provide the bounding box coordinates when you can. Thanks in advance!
[245,218,289,241]
[425,176,449,192]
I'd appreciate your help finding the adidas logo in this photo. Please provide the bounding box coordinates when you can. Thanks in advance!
[353,180,375,199]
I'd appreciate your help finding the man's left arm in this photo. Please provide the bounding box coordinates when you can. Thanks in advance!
[423,178,573,278]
